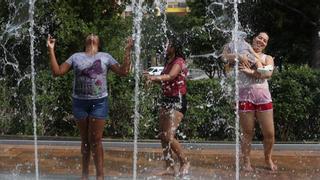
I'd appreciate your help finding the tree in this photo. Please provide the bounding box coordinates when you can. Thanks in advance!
[239,0,320,68]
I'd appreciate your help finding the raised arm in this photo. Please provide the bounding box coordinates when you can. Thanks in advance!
[47,35,71,77]
[110,37,133,76]
[222,44,237,64]
[222,43,252,69]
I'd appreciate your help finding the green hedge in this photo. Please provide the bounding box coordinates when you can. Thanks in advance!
[0,66,319,141]
[270,66,320,141]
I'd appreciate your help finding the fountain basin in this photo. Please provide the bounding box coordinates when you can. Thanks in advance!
[0,139,319,179]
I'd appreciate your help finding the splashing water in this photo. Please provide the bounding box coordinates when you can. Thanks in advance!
[28,0,39,179]
[132,0,144,179]
[188,0,243,178]
[157,0,169,58]
[0,0,39,178]
[188,0,236,80]
[0,0,31,85]
[139,0,254,178]
[232,1,241,179]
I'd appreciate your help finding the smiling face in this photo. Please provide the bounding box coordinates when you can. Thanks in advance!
[252,32,269,53]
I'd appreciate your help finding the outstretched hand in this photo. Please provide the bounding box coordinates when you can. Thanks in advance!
[238,54,251,68]
[143,71,154,88]
[47,35,56,50]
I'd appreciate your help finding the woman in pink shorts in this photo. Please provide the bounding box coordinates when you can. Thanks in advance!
[223,32,277,171]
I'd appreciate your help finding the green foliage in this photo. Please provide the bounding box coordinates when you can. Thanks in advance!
[105,74,135,138]
[0,76,35,135]
[138,82,162,139]
[270,65,320,141]
[36,70,76,136]
[183,79,235,140]
[186,0,208,18]
[0,80,13,134]
[1,66,320,141]
[0,1,9,27]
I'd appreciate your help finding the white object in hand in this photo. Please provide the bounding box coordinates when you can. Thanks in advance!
[257,65,274,74]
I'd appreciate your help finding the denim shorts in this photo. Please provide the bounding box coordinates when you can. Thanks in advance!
[72,97,109,120]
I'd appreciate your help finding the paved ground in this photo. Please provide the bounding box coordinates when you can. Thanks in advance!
[0,140,319,179]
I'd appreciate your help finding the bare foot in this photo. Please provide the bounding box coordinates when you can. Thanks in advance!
[242,162,254,172]
[155,166,176,176]
[179,162,190,177]
[265,159,277,171]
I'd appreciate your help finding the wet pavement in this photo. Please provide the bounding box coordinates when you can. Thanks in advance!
[0,140,319,179]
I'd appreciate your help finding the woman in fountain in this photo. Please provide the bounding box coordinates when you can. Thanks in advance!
[146,36,190,177]
[222,32,277,171]
[47,34,133,180]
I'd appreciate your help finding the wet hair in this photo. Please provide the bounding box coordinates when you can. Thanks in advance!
[167,33,185,59]
[252,32,269,41]
[169,39,185,59]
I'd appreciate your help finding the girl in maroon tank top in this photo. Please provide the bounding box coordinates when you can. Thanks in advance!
[146,36,190,177]
[161,56,188,97]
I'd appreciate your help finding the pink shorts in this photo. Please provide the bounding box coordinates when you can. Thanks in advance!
[239,101,273,112]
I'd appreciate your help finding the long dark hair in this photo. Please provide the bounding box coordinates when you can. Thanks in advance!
[250,32,270,43]
[170,37,185,59]
[165,33,185,65]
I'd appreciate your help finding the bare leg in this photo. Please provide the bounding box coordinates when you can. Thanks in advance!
[159,108,174,170]
[239,111,256,171]
[88,118,106,180]
[256,110,277,171]
[170,111,189,176]
[159,108,189,176]
[156,108,175,175]
[77,118,90,180]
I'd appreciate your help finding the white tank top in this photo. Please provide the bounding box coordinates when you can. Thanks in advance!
[238,54,272,104]
[238,54,269,90]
